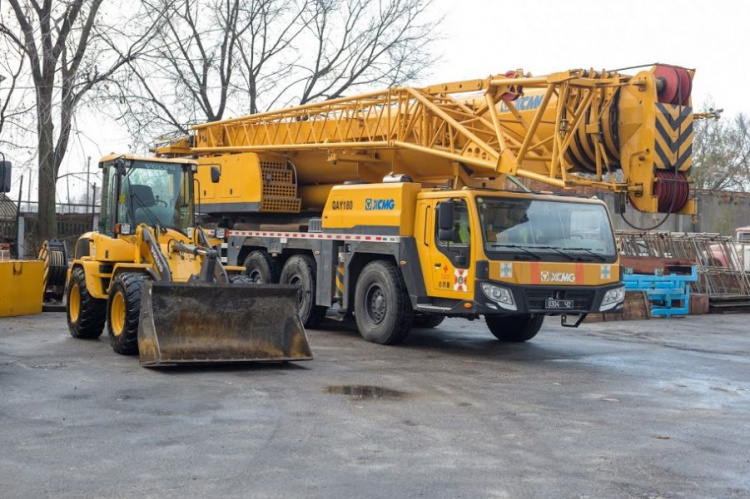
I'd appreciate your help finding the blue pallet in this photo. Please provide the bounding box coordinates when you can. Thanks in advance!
[623,267,698,317]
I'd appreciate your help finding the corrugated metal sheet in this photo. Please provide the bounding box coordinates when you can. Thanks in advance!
[0,193,18,220]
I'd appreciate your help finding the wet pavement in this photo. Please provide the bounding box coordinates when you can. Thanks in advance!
[1,312,749,498]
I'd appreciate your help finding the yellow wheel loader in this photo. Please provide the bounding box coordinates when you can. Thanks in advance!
[65,154,312,366]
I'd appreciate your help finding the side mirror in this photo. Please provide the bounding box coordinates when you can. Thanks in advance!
[210,166,221,183]
[114,158,127,177]
[437,200,457,242]
[438,200,455,231]
[438,228,457,242]
[0,159,11,193]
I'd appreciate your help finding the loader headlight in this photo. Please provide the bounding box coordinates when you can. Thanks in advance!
[115,223,132,235]
[600,286,625,311]
[481,282,516,311]
[214,228,226,239]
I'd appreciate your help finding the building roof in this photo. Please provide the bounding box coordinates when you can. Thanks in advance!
[0,193,17,219]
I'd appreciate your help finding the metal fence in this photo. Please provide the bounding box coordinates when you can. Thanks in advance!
[16,201,100,215]
[617,231,750,299]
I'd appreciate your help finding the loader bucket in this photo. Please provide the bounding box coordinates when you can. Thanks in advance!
[137,281,313,366]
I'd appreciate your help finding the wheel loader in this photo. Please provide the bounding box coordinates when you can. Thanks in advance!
[64,154,312,366]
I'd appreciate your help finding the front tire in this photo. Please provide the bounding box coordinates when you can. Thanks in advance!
[107,273,151,355]
[279,254,327,328]
[485,314,543,342]
[67,266,106,339]
[354,260,413,345]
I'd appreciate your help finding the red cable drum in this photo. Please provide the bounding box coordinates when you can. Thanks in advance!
[653,170,690,213]
[653,65,693,106]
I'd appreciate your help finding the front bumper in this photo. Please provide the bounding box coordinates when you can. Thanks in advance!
[416,281,625,317]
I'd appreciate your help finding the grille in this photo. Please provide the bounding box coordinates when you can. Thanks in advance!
[263,182,297,198]
[523,288,594,311]
[261,197,302,213]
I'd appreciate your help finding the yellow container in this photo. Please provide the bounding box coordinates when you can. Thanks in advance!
[0,260,45,317]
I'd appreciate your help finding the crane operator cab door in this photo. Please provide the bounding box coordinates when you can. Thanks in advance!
[415,197,475,300]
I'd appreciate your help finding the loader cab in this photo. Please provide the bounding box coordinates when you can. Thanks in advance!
[98,155,196,236]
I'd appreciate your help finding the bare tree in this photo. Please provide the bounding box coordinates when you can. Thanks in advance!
[113,0,438,142]
[0,33,28,142]
[0,0,157,239]
[271,0,435,109]
[693,105,750,191]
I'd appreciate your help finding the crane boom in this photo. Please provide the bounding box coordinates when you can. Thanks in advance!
[157,64,696,214]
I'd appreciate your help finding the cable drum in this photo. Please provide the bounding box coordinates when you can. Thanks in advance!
[565,75,622,174]
[652,170,690,213]
[39,239,68,301]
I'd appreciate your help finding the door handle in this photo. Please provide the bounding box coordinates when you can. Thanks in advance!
[434,263,442,268]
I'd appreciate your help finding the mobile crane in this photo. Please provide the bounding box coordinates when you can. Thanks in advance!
[154,64,695,345]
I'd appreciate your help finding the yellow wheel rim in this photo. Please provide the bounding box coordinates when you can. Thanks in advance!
[111,291,126,337]
[69,284,81,322]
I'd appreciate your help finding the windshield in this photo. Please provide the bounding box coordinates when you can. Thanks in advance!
[115,160,193,230]
[476,196,617,263]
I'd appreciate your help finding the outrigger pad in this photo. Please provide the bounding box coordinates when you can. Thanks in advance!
[138,281,313,366]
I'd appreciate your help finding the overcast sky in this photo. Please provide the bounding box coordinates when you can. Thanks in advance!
[50,0,750,202]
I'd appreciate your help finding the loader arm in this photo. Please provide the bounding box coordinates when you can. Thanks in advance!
[134,225,173,281]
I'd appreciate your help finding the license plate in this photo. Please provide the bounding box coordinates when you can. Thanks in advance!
[545,298,574,310]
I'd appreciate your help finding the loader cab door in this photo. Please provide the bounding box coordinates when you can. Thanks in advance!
[415,196,474,300]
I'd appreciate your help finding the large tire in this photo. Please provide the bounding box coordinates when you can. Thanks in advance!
[243,251,280,283]
[413,314,445,329]
[279,254,327,328]
[107,273,151,355]
[354,260,413,345]
[485,314,544,342]
[67,266,106,339]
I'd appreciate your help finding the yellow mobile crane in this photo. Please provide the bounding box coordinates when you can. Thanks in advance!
[156,64,695,344]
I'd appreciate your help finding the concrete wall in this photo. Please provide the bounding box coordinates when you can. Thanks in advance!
[596,190,750,235]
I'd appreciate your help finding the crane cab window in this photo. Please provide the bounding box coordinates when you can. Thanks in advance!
[436,200,471,246]
[435,199,471,269]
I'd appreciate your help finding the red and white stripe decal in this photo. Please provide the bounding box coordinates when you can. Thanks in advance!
[228,230,400,243]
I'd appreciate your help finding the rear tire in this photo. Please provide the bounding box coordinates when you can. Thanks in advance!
[413,314,445,329]
[354,260,413,345]
[243,251,280,283]
[279,254,327,328]
[485,314,543,342]
[67,266,106,339]
[107,273,151,355]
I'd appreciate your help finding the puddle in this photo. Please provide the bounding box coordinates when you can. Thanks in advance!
[326,385,408,400]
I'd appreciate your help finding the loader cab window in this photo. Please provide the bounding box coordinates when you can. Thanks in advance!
[112,160,193,231]
[99,165,117,235]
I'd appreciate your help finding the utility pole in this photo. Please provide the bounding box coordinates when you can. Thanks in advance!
[86,156,91,214]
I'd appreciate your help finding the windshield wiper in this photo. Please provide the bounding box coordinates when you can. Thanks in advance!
[487,243,542,260]
[532,245,580,262]
[564,247,607,261]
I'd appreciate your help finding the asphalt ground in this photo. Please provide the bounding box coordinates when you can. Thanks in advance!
[1,312,749,498]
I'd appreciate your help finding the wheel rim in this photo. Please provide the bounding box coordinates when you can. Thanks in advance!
[69,284,81,322]
[249,269,263,283]
[365,283,386,324]
[111,291,126,337]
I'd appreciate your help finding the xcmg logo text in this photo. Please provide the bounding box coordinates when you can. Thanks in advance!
[365,198,395,211]
[540,271,576,283]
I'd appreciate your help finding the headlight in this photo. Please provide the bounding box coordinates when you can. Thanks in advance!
[600,286,625,311]
[481,282,516,311]
[214,228,227,239]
